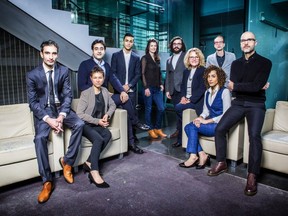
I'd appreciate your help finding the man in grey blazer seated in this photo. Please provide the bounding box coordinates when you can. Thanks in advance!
[206,35,236,86]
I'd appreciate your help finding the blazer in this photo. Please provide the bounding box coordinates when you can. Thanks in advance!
[110,50,141,92]
[206,51,236,82]
[180,66,206,115]
[165,51,186,95]
[76,86,116,125]
[26,63,72,120]
[77,57,124,93]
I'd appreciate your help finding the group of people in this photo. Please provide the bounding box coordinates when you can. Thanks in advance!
[26,31,271,204]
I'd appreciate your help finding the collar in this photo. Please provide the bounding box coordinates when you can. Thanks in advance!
[42,63,54,73]
[93,57,105,67]
[208,85,220,93]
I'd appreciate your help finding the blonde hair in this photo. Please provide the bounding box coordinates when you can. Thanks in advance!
[184,48,205,70]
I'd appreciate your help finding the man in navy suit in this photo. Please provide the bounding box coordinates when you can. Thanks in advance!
[78,39,148,154]
[110,33,147,153]
[26,40,84,203]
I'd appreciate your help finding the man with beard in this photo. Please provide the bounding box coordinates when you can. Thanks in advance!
[165,36,187,146]
[206,35,236,86]
[207,32,272,196]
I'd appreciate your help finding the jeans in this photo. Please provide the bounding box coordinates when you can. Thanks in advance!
[143,86,165,129]
[184,122,217,154]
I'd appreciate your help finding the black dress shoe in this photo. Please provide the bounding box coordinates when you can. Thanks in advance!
[172,142,181,148]
[134,136,140,144]
[83,162,91,173]
[179,158,199,168]
[135,122,150,131]
[244,173,257,196]
[170,130,179,138]
[128,144,144,154]
[88,173,110,188]
[196,155,211,169]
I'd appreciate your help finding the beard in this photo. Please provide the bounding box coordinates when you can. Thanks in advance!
[172,47,181,54]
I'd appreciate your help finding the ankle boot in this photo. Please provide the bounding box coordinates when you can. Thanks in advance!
[154,129,167,138]
[148,129,158,139]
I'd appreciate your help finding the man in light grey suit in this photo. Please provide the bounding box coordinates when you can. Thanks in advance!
[165,36,186,144]
[206,35,236,86]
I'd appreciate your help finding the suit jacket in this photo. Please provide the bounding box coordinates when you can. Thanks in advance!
[165,51,186,95]
[26,63,72,120]
[77,57,124,93]
[206,51,236,82]
[77,86,116,125]
[180,66,206,115]
[110,50,141,92]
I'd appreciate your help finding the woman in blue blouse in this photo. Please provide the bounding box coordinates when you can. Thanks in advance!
[179,65,231,169]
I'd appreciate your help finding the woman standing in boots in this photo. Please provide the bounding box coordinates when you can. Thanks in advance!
[141,38,167,139]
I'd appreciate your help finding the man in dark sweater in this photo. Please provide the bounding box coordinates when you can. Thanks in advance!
[207,32,272,196]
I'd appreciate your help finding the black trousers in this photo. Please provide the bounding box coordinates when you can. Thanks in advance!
[83,124,112,171]
[215,100,266,175]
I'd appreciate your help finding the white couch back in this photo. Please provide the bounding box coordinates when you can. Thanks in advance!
[273,101,288,132]
[0,103,34,139]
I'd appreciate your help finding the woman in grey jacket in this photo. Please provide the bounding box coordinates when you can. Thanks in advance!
[77,65,116,188]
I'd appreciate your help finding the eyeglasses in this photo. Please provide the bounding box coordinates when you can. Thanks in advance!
[173,43,182,46]
[240,38,256,43]
[189,56,199,59]
[214,41,224,44]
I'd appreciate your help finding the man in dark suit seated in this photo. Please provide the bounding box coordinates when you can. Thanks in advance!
[78,39,148,154]
[26,40,85,203]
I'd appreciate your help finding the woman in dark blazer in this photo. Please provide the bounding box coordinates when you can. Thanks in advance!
[173,48,206,147]
[77,65,116,188]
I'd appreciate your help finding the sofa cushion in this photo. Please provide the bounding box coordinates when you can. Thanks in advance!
[273,101,288,132]
[0,135,53,165]
[199,136,214,141]
[81,127,120,147]
[262,131,288,154]
[0,103,34,139]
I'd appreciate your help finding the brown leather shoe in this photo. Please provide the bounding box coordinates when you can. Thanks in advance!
[38,181,53,204]
[154,129,167,138]
[244,173,257,196]
[207,161,228,176]
[148,129,158,139]
[170,130,179,138]
[59,157,74,184]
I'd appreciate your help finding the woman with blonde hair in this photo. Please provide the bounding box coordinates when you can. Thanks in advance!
[172,48,206,148]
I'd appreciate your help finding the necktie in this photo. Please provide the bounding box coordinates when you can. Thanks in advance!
[48,70,58,117]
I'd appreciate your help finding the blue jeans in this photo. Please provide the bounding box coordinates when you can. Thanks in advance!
[143,87,165,129]
[184,122,217,154]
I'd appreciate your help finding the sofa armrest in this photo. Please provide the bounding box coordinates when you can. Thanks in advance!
[261,109,275,135]
[182,109,197,148]
[110,108,128,153]
[243,109,275,163]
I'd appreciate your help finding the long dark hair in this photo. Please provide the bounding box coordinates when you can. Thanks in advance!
[145,38,160,63]
[169,36,186,53]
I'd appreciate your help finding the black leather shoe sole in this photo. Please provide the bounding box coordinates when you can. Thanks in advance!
[172,142,181,148]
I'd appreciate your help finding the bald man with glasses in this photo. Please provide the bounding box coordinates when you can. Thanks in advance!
[207,32,272,196]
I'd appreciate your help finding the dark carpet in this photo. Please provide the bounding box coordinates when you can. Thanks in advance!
[1,150,288,216]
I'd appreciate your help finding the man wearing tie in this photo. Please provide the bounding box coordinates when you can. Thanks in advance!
[26,40,84,203]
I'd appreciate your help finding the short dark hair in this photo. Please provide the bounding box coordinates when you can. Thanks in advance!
[215,35,225,43]
[203,65,227,89]
[90,65,105,77]
[123,33,134,40]
[91,39,106,50]
[40,40,59,52]
[169,36,186,53]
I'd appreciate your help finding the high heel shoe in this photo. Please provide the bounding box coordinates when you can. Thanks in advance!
[196,155,211,169]
[179,158,199,168]
[83,162,91,174]
[88,173,110,188]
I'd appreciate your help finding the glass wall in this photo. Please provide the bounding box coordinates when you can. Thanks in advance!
[248,0,288,108]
